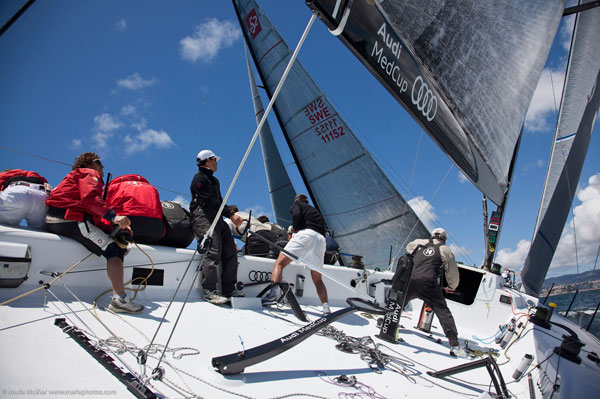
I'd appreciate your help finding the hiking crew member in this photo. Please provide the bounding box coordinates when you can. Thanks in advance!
[405,228,465,357]
[190,150,243,304]
[106,174,165,245]
[268,194,330,315]
[0,169,50,229]
[45,152,143,314]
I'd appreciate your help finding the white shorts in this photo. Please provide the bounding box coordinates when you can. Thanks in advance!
[0,185,48,229]
[282,229,326,268]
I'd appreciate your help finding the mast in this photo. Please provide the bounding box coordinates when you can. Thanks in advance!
[244,48,297,227]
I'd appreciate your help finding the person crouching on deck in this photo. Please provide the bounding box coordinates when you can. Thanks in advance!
[45,152,143,314]
[267,194,330,316]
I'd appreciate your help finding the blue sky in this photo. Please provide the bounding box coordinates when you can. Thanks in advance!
[1,1,598,279]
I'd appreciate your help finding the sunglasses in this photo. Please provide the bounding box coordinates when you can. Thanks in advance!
[91,159,103,167]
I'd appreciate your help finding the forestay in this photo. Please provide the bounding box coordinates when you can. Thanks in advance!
[234,0,430,268]
[306,0,566,206]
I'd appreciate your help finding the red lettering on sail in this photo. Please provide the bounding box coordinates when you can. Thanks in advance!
[246,9,262,39]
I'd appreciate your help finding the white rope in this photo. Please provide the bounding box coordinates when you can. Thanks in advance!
[199,12,318,249]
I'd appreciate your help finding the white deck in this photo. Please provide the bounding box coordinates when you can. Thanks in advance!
[1,224,599,398]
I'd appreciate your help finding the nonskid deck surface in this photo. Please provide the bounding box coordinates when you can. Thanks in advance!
[1,289,543,399]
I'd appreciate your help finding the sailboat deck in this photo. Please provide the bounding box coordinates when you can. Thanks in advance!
[1,290,573,399]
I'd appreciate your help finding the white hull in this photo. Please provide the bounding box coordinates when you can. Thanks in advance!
[1,224,599,398]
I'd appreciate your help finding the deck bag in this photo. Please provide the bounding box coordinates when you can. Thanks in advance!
[106,174,165,245]
[0,242,31,288]
[159,201,194,248]
[243,229,277,257]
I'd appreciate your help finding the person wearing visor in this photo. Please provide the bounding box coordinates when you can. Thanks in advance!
[45,152,142,313]
[190,150,243,304]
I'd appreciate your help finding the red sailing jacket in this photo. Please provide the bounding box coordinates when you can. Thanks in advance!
[46,168,115,223]
[106,174,162,219]
[0,169,48,191]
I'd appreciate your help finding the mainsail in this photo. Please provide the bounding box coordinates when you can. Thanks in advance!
[234,0,430,268]
[305,0,566,206]
[245,49,297,228]
[521,3,600,296]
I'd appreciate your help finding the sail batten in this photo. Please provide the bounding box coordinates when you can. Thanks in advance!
[235,0,430,267]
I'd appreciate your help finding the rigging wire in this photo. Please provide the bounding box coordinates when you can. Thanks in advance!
[0,145,190,198]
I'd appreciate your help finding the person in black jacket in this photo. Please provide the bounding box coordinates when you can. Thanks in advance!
[190,150,243,304]
[267,194,330,315]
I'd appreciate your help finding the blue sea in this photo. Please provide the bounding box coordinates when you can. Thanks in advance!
[541,288,600,340]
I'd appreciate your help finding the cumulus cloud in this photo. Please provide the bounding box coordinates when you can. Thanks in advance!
[550,173,600,271]
[116,72,158,91]
[121,105,136,116]
[123,129,174,154]
[457,171,469,184]
[524,68,564,132]
[179,18,241,63]
[94,113,121,132]
[496,173,600,273]
[115,19,127,31]
[407,196,437,231]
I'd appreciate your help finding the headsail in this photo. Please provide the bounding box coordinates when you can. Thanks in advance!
[305,0,566,206]
[521,3,600,296]
[234,0,430,268]
[245,49,297,228]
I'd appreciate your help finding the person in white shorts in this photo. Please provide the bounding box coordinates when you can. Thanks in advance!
[268,194,330,315]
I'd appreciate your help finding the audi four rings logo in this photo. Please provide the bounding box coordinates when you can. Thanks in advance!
[411,76,437,122]
[249,270,272,282]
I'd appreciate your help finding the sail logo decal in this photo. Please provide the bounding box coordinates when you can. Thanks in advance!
[412,76,437,122]
[294,97,345,144]
[245,9,262,39]
[371,23,408,95]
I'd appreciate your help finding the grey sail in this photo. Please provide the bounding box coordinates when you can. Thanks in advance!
[306,0,565,206]
[521,4,600,296]
[245,49,296,228]
[234,0,430,268]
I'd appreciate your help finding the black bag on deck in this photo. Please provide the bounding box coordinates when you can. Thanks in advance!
[243,229,277,257]
[158,201,194,248]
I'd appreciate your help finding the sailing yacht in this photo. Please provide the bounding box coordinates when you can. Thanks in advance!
[1,1,599,398]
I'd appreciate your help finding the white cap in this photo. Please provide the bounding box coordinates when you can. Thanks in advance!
[432,227,447,240]
[287,225,294,234]
[196,149,221,161]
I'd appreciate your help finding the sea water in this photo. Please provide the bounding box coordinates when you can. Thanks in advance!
[541,288,600,340]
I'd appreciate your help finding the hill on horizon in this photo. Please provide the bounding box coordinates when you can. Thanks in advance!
[543,269,600,290]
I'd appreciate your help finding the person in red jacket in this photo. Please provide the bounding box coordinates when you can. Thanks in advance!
[0,169,51,229]
[45,152,143,314]
[106,174,165,245]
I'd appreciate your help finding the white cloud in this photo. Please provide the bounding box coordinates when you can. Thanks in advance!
[116,72,158,91]
[559,13,575,52]
[496,239,531,269]
[550,173,600,270]
[92,132,113,150]
[94,113,121,132]
[457,171,468,184]
[496,173,600,273]
[115,19,127,31]
[524,68,564,132]
[407,196,437,231]
[121,105,136,116]
[70,138,82,150]
[171,195,190,211]
[123,129,174,154]
[179,18,241,63]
